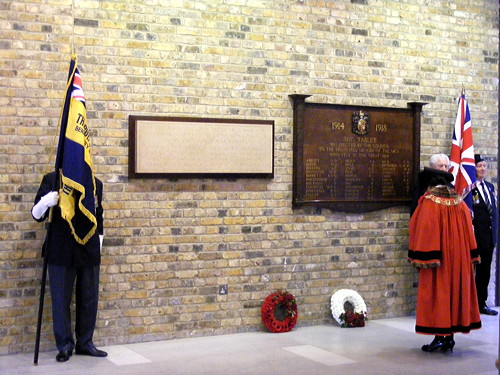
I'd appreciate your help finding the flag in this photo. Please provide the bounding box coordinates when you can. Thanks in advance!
[448,92,476,209]
[55,55,97,244]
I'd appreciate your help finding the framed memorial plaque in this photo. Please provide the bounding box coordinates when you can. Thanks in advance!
[290,95,426,212]
[129,116,274,178]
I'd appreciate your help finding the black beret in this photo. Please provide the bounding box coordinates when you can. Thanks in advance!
[474,154,485,164]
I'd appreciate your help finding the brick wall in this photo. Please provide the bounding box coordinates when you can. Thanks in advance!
[0,0,498,354]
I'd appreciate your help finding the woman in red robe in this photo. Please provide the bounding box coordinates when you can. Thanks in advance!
[408,168,481,352]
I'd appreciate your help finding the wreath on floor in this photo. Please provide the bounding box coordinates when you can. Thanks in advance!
[261,290,298,333]
[330,289,367,327]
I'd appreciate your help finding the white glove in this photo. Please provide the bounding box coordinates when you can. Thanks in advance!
[99,234,104,249]
[32,191,59,220]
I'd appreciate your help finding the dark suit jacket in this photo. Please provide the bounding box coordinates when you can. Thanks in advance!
[33,172,104,267]
[471,180,498,250]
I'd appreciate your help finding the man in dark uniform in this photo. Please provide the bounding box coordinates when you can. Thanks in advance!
[471,154,498,315]
[32,171,108,361]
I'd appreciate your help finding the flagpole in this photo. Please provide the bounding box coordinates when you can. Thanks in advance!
[33,211,53,365]
[33,57,77,365]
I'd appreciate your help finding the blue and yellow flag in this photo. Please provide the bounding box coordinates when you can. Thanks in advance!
[55,55,97,244]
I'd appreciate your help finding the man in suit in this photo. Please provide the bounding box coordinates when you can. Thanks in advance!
[471,154,498,315]
[32,171,108,361]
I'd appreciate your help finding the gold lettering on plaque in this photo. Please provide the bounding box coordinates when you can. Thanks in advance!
[375,123,388,132]
[331,121,345,130]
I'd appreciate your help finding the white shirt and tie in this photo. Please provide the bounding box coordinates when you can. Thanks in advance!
[478,180,493,214]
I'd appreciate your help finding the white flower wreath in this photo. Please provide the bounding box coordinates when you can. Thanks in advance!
[330,289,367,325]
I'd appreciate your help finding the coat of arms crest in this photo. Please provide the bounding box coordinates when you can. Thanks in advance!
[352,110,370,136]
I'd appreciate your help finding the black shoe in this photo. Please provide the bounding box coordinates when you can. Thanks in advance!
[75,344,108,357]
[56,350,72,362]
[444,335,455,352]
[422,336,454,353]
[480,306,498,315]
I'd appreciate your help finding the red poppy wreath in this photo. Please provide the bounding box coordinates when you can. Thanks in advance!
[261,290,298,333]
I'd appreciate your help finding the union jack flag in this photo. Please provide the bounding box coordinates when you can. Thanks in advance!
[70,71,85,103]
[448,92,476,209]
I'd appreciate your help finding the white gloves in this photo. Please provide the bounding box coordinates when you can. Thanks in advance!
[99,234,104,249]
[32,191,59,220]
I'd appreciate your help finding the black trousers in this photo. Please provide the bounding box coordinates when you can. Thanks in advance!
[475,245,494,307]
[48,264,100,352]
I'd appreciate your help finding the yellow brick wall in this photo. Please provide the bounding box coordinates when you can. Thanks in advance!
[0,0,498,354]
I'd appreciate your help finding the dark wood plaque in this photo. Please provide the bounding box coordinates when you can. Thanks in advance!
[291,95,425,212]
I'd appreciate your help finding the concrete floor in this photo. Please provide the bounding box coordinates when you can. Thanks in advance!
[1,313,499,375]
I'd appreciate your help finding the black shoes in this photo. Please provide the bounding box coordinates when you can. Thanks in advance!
[56,343,107,362]
[75,344,108,357]
[421,335,455,353]
[480,306,498,316]
[55,350,72,362]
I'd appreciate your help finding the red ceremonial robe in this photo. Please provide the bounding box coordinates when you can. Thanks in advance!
[408,188,481,335]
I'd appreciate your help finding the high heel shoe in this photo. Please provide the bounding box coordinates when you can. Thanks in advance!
[422,336,445,352]
[421,335,454,352]
[444,335,455,352]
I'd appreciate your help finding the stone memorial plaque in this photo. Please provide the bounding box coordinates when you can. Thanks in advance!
[291,95,425,212]
[129,116,274,178]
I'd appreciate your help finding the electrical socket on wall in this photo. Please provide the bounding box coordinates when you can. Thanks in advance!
[219,284,228,295]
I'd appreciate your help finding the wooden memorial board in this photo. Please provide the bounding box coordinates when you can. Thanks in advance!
[291,95,425,212]
[129,116,274,178]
